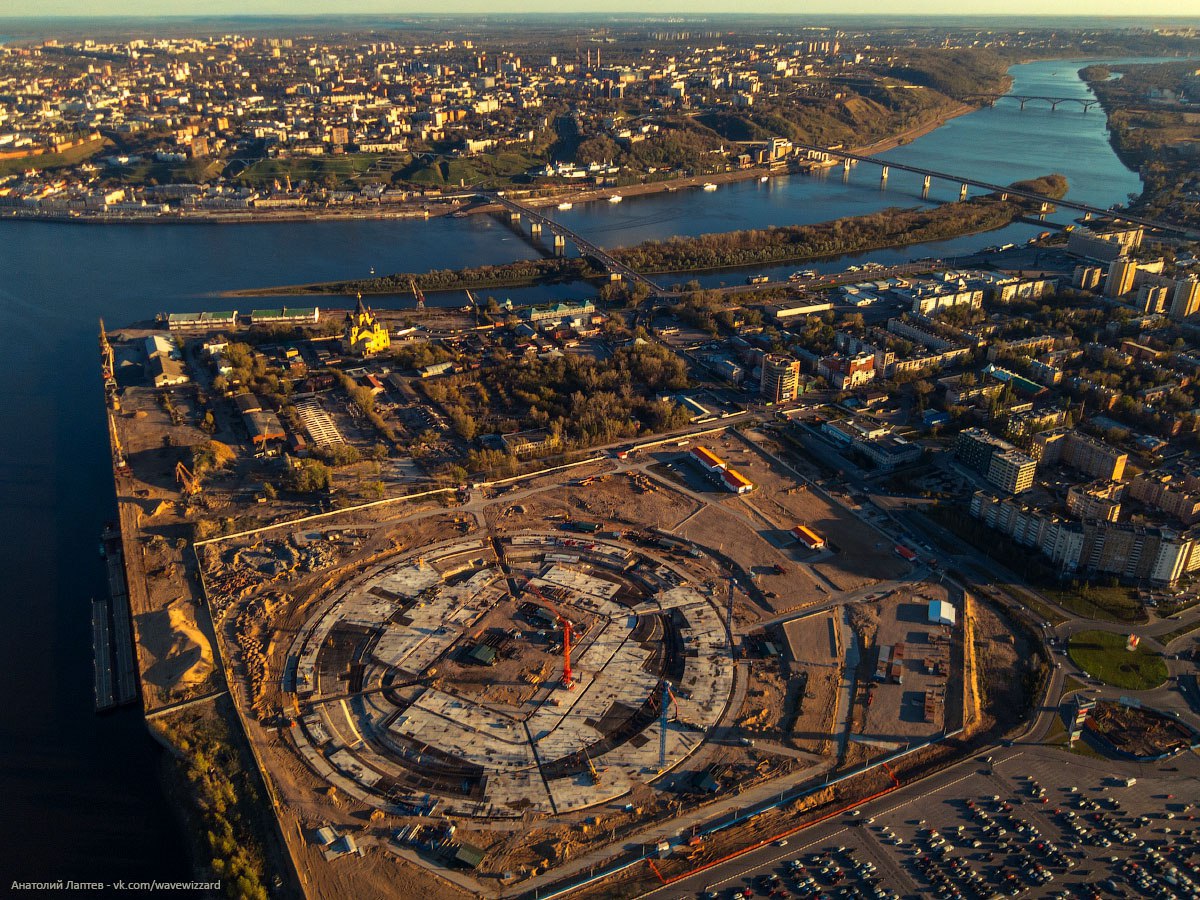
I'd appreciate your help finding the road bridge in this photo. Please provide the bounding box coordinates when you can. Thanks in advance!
[965,93,1101,111]
[477,191,665,295]
[795,142,1196,237]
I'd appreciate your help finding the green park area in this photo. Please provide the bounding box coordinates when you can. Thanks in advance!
[1067,630,1167,691]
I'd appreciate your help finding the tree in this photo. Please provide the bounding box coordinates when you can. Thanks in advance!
[285,459,331,493]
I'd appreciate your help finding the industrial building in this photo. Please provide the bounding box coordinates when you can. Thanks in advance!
[792,525,826,551]
[250,306,320,326]
[688,445,753,494]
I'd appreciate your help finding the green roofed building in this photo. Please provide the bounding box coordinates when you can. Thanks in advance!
[452,842,486,869]
[249,307,320,326]
[165,310,238,332]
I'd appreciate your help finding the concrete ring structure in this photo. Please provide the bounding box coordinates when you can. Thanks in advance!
[285,532,735,818]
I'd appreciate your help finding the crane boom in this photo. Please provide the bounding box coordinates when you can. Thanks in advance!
[525,579,574,690]
[408,276,426,310]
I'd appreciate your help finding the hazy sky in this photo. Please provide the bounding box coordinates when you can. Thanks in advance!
[3,1,1198,18]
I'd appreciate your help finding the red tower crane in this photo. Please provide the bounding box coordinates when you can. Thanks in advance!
[525,580,575,690]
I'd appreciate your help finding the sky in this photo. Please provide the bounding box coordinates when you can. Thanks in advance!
[2,1,1198,18]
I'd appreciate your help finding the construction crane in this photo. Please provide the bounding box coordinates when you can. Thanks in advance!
[465,289,480,326]
[99,319,118,408]
[408,276,426,310]
[525,580,574,690]
[726,574,736,648]
[582,748,602,784]
[175,461,202,496]
[108,412,129,475]
[658,680,679,772]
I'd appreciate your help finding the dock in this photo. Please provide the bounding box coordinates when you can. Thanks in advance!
[92,597,115,712]
[97,526,139,711]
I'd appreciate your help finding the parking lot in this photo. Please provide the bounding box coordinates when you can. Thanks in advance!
[649,744,1200,900]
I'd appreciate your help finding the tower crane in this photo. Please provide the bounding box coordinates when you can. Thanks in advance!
[658,680,679,772]
[410,277,429,312]
[525,580,574,690]
[465,289,480,326]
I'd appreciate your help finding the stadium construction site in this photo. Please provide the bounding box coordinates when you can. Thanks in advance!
[185,426,1021,898]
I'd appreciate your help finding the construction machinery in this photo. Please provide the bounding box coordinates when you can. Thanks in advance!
[658,680,679,772]
[582,749,603,784]
[108,412,130,475]
[175,461,202,496]
[408,276,426,310]
[525,580,575,690]
[99,319,118,409]
[465,289,480,326]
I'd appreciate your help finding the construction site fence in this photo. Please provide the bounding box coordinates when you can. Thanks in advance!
[522,729,962,900]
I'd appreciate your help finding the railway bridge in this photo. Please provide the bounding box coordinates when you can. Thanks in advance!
[795,143,1196,238]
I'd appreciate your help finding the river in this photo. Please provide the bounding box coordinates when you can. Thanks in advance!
[0,56,1160,883]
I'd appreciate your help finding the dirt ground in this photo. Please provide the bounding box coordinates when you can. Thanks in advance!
[487,469,699,534]
[137,596,214,695]
[678,505,823,616]
[857,587,953,745]
[697,431,909,592]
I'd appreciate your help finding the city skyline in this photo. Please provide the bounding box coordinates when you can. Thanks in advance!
[4,1,1200,20]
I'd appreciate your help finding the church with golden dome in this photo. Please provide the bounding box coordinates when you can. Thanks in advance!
[341,294,391,357]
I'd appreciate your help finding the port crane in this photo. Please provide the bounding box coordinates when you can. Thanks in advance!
[99,319,118,408]
[108,412,129,475]
[465,289,480,326]
[525,580,575,690]
[408,276,426,310]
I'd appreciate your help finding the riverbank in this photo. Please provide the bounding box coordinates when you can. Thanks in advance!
[2,101,986,228]
[1079,60,1200,229]
[232,176,1063,299]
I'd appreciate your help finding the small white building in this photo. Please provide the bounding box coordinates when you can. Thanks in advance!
[928,600,956,627]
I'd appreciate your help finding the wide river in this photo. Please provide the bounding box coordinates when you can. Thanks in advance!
[0,57,1160,882]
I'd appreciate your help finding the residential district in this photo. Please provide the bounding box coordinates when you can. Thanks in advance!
[2,22,1197,222]
[51,18,1200,900]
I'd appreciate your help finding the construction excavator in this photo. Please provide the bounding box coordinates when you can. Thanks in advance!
[175,461,202,497]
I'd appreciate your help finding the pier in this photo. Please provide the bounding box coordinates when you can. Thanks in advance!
[93,598,115,712]
[96,526,138,711]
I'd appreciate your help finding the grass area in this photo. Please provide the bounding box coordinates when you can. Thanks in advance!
[1060,674,1088,696]
[0,135,108,177]
[1161,618,1200,647]
[1045,583,1146,625]
[1067,630,1167,691]
[992,583,1069,627]
[229,153,385,187]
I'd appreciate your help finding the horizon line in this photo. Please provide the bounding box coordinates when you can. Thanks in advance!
[4,12,1200,20]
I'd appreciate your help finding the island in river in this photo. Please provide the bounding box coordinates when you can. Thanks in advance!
[231,174,1069,299]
